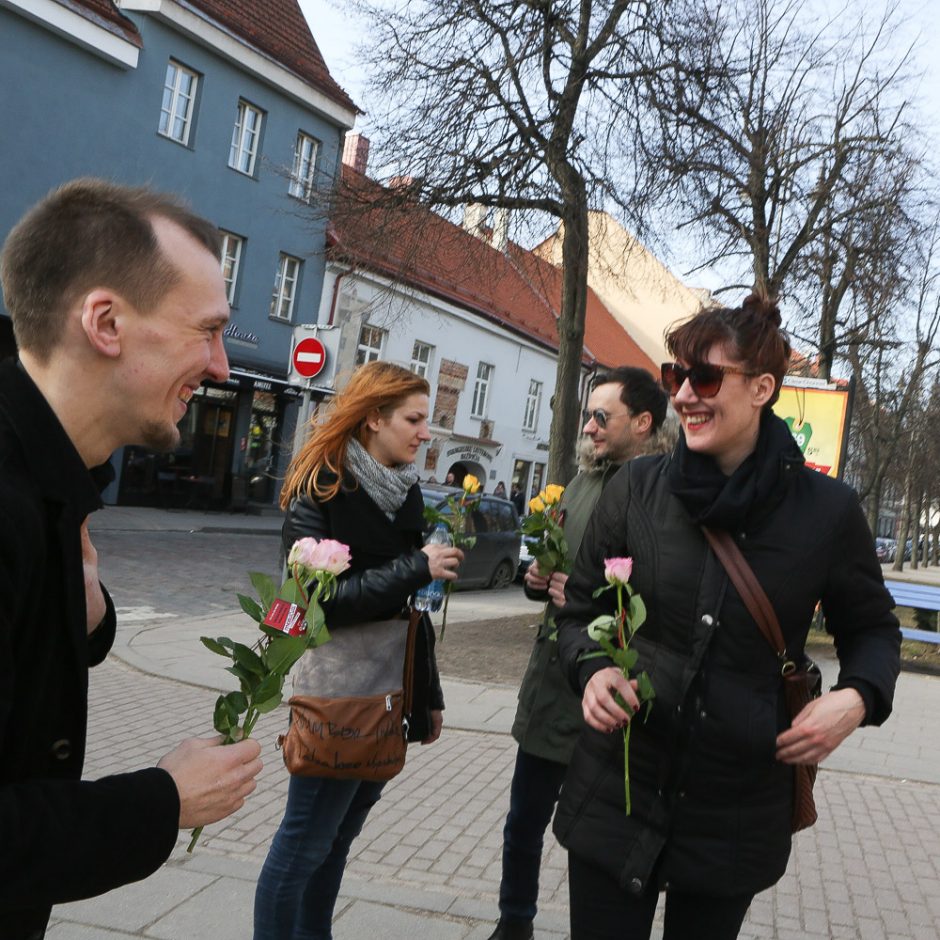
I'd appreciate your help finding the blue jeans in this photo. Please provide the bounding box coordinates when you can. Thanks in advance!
[498,747,568,923]
[253,775,385,940]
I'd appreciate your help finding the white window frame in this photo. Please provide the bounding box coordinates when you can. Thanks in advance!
[219,231,244,306]
[523,379,542,431]
[471,362,493,418]
[159,60,198,145]
[288,132,320,201]
[229,99,264,176]
[270,253,301,322]
[356,325,386,365]
[410,341,434,378]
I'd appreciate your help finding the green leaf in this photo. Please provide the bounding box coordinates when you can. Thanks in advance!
[264,632,309,675]
[253,692,284,714]
[225,690,249,714]
[612,648,638,672]
[578,649,610,662]
[232,642,265,676]
[225,663,261,695]
[249,572,277,611]
[308,622,331,649]
[237,593,264,623]
[200,637,231,657]
[278,578,307,606]
[213,694,236,735]
[592,583,614,599]
[628,594,647,633]
[252,672,283,703]
[586,614,617,641]
[636,670,656,702]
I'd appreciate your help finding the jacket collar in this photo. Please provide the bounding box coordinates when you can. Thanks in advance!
[0,358,104,516]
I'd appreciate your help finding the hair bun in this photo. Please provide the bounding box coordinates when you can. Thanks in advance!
[741,292,782,328]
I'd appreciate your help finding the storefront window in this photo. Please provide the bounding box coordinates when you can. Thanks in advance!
[245,391,280,503]
[119,386,237,508]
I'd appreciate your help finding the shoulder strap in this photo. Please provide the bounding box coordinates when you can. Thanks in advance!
[701,526,789,662]
[402,609,420,713]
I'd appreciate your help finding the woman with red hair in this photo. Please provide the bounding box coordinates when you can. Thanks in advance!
[555,295,900,939]
[254,361,463,940]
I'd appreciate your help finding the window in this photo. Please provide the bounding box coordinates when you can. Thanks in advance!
[289,132,319,201]
[356,325,385,365]
[159,60,198,144]
[270,253,301,321]
[523,379,542,431]
[471,362,493,418]
[229,100,264,175]
[219,231,243,305]
[410,341,434,378]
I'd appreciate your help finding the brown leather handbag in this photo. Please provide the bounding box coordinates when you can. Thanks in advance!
[702,527,822,833]
[277,610,419,782]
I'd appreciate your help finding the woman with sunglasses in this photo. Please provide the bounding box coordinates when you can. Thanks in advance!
[554,294,900,940]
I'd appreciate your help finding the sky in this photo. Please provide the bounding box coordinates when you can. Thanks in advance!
[297,0,940,296]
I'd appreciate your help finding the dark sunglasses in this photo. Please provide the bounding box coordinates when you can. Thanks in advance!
[582,408,630,429]
[660,362,754,399]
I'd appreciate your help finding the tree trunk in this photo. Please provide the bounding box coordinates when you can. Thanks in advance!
[546,184,590,486]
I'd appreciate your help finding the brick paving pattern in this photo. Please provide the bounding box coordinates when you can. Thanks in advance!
[40,514,940,938]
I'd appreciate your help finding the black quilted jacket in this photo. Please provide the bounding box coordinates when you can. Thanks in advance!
[554,452,900,898]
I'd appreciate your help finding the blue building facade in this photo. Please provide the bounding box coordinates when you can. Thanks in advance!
[0,0,356,507]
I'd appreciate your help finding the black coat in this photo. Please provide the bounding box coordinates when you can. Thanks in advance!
[554,449,900,898]
[283,473,444,741]
[0,361,179,938]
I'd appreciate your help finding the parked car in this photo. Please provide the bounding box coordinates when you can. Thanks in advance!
[875,537,896,563]
[420,485,521,590]
[517,533,538,581]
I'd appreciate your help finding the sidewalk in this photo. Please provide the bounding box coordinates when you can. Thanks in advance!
[48,508,940,938]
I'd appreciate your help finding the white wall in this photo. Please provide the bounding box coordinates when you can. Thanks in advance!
[318,264,566,495]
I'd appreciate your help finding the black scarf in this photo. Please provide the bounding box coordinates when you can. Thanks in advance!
[667,410,805,532]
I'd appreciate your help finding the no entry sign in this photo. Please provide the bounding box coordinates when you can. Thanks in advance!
[291,337,327,378]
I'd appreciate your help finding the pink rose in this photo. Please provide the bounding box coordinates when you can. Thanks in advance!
[604,556,633,586]
[288,538,352,576]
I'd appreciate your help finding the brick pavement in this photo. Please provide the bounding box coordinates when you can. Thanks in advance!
[42,511,940,938]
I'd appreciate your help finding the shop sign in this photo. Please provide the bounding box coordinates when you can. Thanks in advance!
[443,444,495,463]
[773,379,850,477]
[223,322,260,348]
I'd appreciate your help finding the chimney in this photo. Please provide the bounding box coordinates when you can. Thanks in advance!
[492,208,509,252]
[343,133,369,174]
[462,203,487,235]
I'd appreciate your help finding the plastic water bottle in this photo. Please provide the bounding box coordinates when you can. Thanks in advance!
[414,524,452,612]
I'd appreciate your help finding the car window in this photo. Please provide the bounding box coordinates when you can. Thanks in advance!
[499,502,515,531]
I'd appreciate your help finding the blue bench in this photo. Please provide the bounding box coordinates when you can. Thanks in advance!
[883,579,940,644]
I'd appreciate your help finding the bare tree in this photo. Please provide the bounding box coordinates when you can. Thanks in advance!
[641,0,918,376]
[350,0,674,483]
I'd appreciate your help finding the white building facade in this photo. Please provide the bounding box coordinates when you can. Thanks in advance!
[314,264,566,497]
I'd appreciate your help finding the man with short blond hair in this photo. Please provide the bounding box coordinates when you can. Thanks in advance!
[0,179,263,939]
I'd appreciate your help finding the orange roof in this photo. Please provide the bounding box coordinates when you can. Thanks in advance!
[184,0,357,113]
[328,168,656,374]
[65,0,142,45]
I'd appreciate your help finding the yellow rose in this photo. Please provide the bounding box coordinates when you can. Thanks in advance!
[462,473,481,494]
[528,495,546,513]
[542,484,565,505]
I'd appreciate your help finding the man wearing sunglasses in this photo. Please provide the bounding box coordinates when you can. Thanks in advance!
[485,366,670,940]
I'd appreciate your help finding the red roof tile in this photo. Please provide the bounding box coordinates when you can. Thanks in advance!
[183,0,357,113]
[328,168,656,375]
[61,0,142,46]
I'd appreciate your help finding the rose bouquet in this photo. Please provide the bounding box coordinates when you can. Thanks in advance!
[423,473,479,638]
[580,557,655,815]
[188,536,351,851]
[520,484,568,577]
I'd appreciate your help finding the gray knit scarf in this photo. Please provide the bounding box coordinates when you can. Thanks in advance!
[345,437,419,520]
